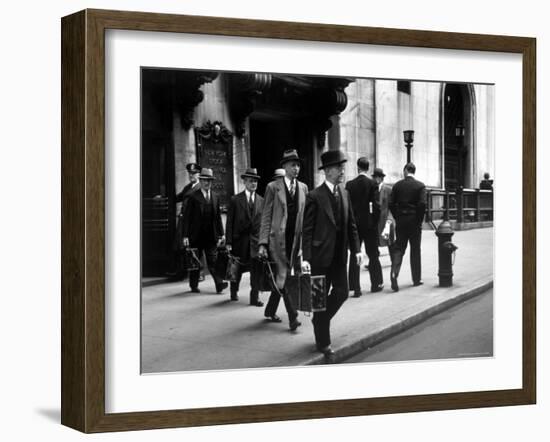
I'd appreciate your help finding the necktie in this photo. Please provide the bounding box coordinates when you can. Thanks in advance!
[333,185,339,201]
[248,193,254,215]
[289,180,295,197]
[205,191,210,203]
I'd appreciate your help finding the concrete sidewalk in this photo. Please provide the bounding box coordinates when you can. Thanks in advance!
[142,227,493,372]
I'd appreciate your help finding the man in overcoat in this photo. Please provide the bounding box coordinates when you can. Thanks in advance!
[302,150,362,359]
[389,162,427,292]
[258,149,308,330]
[345,157,382,296]
[373,167,396,262]
[182,168,228,294]
[170,163,201,278]
[225,168,264,306]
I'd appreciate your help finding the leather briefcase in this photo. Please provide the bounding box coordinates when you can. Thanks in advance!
[183,248,201,272]
[257,258,277,292]
[285,273,326,313]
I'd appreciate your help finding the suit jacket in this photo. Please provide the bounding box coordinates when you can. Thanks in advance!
[302,183,360,270]
[259,178,308,289]
[389,176,427,226]
[345,174,379,237]
[182,188,224,247]
[225,191,264,260]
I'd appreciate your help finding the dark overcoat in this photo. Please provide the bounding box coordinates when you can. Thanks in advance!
[173,182,199,250]
[389,176,427,225]
[182,188,224,247]
[225,191,264,261]
[345,174,379,238]
[302,183,361,270]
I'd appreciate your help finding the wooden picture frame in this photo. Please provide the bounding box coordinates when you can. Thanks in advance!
[61,9,536,433]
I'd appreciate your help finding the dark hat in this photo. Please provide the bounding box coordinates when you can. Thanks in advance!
[357,157,370,171]
[372,167,386,178]
[280,149,302,166]
[186,163,201,173]
[241,168,261,180]
[272,168,285,179]
[318,150,348,170]
[198,168,214,180]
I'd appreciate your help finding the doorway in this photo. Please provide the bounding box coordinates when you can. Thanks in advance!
[443,83,474,190]
[249,117,315,196]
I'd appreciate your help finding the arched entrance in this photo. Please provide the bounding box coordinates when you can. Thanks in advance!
[443,83,475,190]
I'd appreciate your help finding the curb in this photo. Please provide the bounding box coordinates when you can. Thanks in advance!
[300,280,493,366]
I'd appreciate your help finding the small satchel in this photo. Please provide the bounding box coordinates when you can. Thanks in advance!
[257,257,277,292]
[183,248,201,272]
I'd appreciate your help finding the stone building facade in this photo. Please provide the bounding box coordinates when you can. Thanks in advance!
[142,69,494,275]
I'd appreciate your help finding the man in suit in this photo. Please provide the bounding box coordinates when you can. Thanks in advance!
[225,168,264,306]
[373,167,395,248]
[170,163,201,278]
[259,149,308,330]
[302,150,362,359]
[345,157,382,296]
[389,162,427,292]
[182,168,228,294]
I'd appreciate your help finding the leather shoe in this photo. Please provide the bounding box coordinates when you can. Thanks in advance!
[390,273,399,292]
[250,300,264,307]
[352,290,362,298]
[413,281,424,287]
[190,287,200,293]
[216,282,228,293]
[230,294,239,301]
[265,315,282,323]
[289,318,302,331]
[316,344,335,357]
[371,284,384,293]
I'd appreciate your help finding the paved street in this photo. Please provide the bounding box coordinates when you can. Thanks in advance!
[344,288,493,364]
[142,227,493,372]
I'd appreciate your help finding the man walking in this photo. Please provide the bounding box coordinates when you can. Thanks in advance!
[170,163,201,278]
[302,150,361,359]
[389,162,427,292]
[372,167,395,254]
[345,157,382,296]
[182,168,228,294]
[259,149,308,330]
[225,168,264,306]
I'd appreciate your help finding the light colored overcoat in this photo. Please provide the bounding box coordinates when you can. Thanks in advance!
[259,178,308,289]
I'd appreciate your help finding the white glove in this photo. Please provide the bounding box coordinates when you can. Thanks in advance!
[301,260,311,274]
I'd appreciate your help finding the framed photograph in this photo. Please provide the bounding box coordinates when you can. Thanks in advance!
[61,9,536,433]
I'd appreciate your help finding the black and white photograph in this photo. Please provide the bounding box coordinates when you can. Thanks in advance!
[141,68,494,373]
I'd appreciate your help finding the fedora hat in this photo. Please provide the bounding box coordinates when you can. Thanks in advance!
[186,162,202,173]
[318,150,348,170]
[272,168,285,180]
[280,149,302,166]
[241,168,261,180]
[198,168,215,180]
[372,167,386,178]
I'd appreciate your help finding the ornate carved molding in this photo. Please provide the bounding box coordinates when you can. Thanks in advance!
[228,73,273,137]
[173,71,219,130]
[228,73,353,144]
[195,120,233,145]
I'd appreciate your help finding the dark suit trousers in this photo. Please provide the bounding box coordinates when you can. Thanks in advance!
[312,258,349,348]
[264,288,297,322]
[391,215,422,284]
[349,229,382,291]
[230,259,260,303]
[189,244,223,289]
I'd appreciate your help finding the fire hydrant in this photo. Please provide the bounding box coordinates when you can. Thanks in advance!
[435,220,458,287]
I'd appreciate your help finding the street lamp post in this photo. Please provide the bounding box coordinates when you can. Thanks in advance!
[403,130,414,163]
